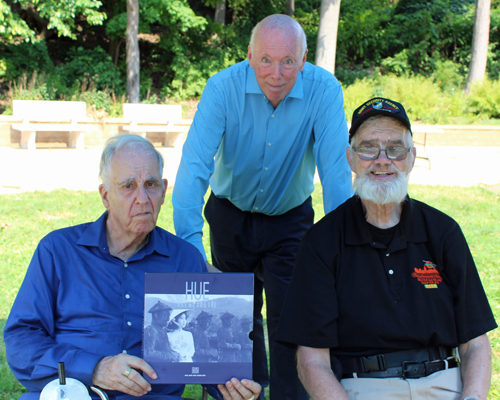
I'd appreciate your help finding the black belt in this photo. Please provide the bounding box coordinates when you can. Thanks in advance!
[340,346,460,379]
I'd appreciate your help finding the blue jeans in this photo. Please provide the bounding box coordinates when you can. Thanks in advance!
[204,193,313,400]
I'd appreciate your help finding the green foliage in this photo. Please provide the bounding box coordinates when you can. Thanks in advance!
[8,72,54,102]
[337,0,393,67]
[384,0,475,74]
[0,0,498,113]
[0,0,106,42]
[54,46,124,96]
[0,41,54,80]
[73,88,114,113]
[431,60,465,92]
[467,79,500,119]
[0,0,35,42]
[343,78,377,121]
[342,74,471,124]
[36,0,106,39]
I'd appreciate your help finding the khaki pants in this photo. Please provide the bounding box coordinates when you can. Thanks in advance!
[341,367,462,399]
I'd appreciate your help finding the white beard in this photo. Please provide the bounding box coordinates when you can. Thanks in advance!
[353,166,409,204]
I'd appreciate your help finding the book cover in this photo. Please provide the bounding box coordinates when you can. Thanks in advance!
[143,272,254,384]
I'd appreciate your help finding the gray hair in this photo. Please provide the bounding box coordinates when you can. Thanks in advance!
[249,14,307,59]
[99,134,164,188]
[350,115,414,149]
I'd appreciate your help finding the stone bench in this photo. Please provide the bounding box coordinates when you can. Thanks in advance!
[11,100,97,150]
[411,125,445,168]
[121,104,191,147]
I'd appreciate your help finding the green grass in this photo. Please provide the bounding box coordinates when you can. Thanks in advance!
[1,185,499,398]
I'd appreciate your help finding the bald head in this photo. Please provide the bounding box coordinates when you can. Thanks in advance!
[249,14,307,59]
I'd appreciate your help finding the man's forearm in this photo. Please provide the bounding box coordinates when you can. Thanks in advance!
[297,346,350,400]
[459,334,492,400]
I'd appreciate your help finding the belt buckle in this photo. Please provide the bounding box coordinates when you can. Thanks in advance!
[401,360,425,379]
[361,354,386,373]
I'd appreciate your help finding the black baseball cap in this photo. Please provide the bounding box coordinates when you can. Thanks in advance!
[349,97,412,143]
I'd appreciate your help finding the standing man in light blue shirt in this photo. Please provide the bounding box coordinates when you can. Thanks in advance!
[173,14,353,400]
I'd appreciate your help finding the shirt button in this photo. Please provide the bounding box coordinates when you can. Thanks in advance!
[122,350,128,354]
[265,167,269,171]
[271,114,275,118]
[124,263,128,268]
[388,269,394,275]
[260,189,264,193]
[127,321,132,326]
[386,253,390,257]
[125,294,130,299]
[268,143,272,146]
[254,207,259,211]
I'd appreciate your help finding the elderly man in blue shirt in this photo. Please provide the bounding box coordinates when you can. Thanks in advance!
[4,134,261,400]
[172,14,353,400]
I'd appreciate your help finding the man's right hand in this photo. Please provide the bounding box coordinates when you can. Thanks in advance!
[92,354,157,397]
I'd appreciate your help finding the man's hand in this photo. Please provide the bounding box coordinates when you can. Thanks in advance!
[92,354,157,397]
[218,378,262,400]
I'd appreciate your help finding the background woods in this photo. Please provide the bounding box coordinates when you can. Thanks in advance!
[0,0,499,121]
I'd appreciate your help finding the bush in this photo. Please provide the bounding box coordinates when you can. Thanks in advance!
[467,79,500,119]
[0,41,55,81]
[343,78,376,121]
[343,73,472,124]
[377,75,463,124]
[54,46,125,97]
[432,60,465,93]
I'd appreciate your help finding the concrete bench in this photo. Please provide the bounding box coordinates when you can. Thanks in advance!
[11,100,97,150]
[412,125,445,168]
[121,104,191,147]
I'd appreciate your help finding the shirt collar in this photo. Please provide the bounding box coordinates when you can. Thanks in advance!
[77,212,170,258]
[345,195,428,246]
[245,61,305,100]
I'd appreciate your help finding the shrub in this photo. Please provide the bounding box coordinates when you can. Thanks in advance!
[0,41,55,81]
[343,74,472,124]
[54,46,125,97]
[432,60,465,93]
[343,78,376,121]
[467,79,500,119]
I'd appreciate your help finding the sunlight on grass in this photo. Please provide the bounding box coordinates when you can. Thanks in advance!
[0,185,498,398]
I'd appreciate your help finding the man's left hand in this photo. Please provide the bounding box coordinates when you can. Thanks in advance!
[92,354,157,397]
[218,377,262,400]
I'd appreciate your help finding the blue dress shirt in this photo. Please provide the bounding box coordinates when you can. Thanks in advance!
[173,60,353,259]
[4,213,209,400]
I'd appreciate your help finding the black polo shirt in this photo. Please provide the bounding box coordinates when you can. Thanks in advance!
[277,196,497,357]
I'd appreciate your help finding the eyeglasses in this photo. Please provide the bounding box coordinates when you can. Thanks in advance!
[352,146,412,161]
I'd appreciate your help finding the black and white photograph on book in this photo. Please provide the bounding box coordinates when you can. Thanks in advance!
[143,272,254,384]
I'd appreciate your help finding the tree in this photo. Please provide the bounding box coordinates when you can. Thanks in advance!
[464,0,491,93]
[286,0,295,16]
[214,0,226,24]
[126,0,140,103]
[0,0,105,42]
[315,0,341,74]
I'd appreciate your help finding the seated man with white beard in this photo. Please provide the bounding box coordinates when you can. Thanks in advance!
[276,98,497,400]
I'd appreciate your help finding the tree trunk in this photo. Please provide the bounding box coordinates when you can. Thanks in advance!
[126,0,140,103]
[315,0,341,74]
[214,0,226,25]
[286,0,295,16]
[464,0,491,94]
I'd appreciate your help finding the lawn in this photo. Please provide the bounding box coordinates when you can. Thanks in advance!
[0,185,499,398]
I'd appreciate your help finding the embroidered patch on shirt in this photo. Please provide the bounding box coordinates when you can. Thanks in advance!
[412,260,443,288]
